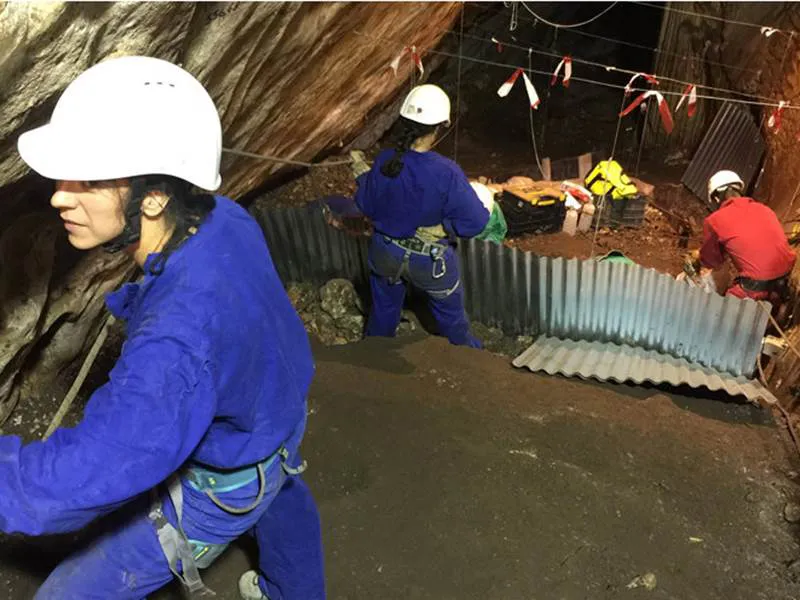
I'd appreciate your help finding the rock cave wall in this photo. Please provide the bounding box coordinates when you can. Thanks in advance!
[648,3,800,419]
[650,2,799,216]
[0,1,460,425]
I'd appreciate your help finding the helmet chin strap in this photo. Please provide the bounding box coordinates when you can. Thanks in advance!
[710,184,742,211]
[102,197,143,254]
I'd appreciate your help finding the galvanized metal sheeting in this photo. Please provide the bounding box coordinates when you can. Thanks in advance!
[253,203,768,378]
[681,102,765,206]
[458,245,768,378]
[254,202,370,287]
[648,4,767,177]
[513,336,776,406]
[646,3,743,157]
[646,4,717,155]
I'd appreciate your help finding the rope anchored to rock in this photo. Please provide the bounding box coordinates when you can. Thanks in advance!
[222,147,353,169]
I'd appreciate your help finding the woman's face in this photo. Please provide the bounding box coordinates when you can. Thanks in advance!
[50,180,130,249]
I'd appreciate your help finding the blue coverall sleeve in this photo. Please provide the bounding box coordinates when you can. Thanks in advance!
[0,314,217,536]
[353,170,374,217]
[442,168,490,238]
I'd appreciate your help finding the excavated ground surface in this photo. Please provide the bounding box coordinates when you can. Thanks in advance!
[251,152,709,277]
[3,335,800,599]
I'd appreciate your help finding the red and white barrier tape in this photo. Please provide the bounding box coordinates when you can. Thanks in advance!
[768,100,787,131]
[675,84,698,117]
[550,56,572,87]
[390,45,424,77]
[624,72,659,94]
[497,68,540,109]
[620,90,674,134]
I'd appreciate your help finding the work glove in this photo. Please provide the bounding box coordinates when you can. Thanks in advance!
[349,150,371,179]
[682,249,701,277]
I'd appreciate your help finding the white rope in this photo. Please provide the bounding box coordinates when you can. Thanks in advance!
[353,29,800,111]
[633,1,795,36]
[222,147,352,168]
[519,1,619,29]
[527,50,545,178]
[454,8,465,163]
[44,315,115,439]
[485,5,765,77]
[463,30,785,104]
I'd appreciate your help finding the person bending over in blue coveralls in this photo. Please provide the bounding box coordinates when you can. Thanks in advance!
[355,84,490,348]
[2,56,325,600]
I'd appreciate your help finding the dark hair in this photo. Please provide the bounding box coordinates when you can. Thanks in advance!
[380,117,439,178]
[103,175,216,275]
[712,184,744,206]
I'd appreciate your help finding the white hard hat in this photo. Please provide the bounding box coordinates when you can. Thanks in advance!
[18,56,222,191]
[400,84,451,126]
[707,170,744,203]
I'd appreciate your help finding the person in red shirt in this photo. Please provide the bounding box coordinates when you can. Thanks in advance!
[696,170,795,302]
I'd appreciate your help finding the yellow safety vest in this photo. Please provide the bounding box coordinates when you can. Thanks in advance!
[584,160,638,200]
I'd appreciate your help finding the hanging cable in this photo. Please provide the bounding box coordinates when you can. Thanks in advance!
[590,92,628,258]
[527,49,546,178]
[352,29,800,111]
[518,1,618,29]
[509,0,518,31]
[753,31,796,195]
[632,1,795,35]
[445,28,783,104]
[432,116,460,150]
[454,7,465,163]
[467,3,764,77]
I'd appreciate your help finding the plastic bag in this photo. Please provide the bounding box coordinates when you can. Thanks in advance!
[475,203,508,244]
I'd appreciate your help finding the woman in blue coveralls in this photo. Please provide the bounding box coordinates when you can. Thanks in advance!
[1,56,324,599]
[355,84,490,348]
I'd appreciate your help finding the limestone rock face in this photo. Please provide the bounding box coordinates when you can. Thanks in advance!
[0,212,134,425]
[320,279,363,320]
[0,2,459,197]
[0,2,460,422]
[299,279,365,346]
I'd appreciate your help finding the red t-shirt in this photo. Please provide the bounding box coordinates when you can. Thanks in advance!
[700,196,795,280]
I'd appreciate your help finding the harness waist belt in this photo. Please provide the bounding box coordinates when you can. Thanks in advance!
[390,236,448,255]
[734,274,789,293]
[186,454,279,494]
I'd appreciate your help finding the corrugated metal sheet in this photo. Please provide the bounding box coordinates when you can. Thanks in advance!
[253,203,769,377]
[681,102,765,205]
[646,2,768,162]
[645,3,719,154]
[458,245,768,377]
[253,202,370,288]
[513,335,776,406]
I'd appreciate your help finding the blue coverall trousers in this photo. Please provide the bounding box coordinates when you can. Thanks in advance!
[34,423,325,600]
[366,236,481,348]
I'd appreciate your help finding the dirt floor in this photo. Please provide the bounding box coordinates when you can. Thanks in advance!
[250,147,710,278]
[3,334,800,599]
[507,204,687,275]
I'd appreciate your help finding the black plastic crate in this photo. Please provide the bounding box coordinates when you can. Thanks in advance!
[498,191,566,237]
[596,194,646,228]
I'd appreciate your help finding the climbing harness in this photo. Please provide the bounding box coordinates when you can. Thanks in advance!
[735,274,790,295]
[386,236,450,281]
[148,475,215,597]
[148,442,307,596]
